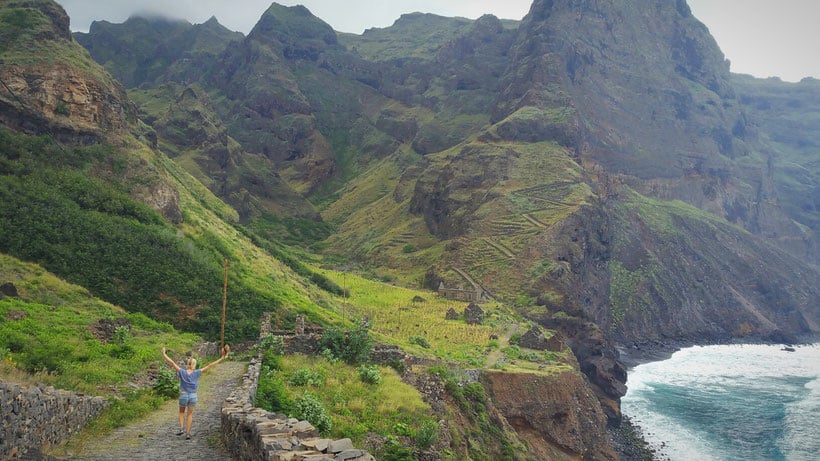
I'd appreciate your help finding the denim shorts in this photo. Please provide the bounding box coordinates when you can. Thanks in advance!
[179,392,198,407]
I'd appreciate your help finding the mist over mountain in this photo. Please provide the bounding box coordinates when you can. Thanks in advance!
[2,0,818,458]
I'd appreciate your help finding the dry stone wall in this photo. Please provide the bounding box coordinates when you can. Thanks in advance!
[0,382,108,459]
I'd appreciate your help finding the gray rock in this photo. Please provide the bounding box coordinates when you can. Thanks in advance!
[328,438,354,453]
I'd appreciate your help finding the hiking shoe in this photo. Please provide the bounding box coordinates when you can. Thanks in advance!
[186,433,191,440]
[176,429,184,436]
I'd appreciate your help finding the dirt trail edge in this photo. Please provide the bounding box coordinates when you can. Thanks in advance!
[56,360,246,460]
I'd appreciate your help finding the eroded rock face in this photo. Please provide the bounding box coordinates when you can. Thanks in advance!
[132,178,183,224]
[0,64,134,141]
[0,1,134,140]
[483,370,617,461]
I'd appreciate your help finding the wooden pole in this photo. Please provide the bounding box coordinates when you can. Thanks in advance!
[221,258,228,350]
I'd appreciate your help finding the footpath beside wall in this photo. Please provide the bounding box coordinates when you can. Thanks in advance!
[0,382,108,459]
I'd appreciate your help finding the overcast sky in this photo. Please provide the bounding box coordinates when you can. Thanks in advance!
[59,0,819,82]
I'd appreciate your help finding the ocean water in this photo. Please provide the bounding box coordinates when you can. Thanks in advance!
[622,343,820,461]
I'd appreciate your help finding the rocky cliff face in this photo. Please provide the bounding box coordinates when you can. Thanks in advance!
[483,370,617,460]
[0,0,181,222]
[503,0,815,262]
[0,63,133,142]
[209,4,339,195]
[74,15,243,88]
[134,83,317,222]
[0,1,135,140]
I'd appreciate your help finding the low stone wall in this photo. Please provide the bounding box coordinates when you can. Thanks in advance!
[281,334,323,356]
[220,357,374,461]
[0,382,108,459]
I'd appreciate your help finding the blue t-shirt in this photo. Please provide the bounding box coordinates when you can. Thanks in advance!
[178,369,202,393]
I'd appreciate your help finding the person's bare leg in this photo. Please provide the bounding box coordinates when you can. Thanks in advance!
[186,407,194,436]
[178,406,185,433]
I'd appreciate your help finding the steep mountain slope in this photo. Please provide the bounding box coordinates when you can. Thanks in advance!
[732,75,820,255]
[66,0,820,447]
[2,3,628,458]
[0,0,335,340]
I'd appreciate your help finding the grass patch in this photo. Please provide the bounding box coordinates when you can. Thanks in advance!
[318,269,502,363]
[0,260,197,394]
[257,354,438,458]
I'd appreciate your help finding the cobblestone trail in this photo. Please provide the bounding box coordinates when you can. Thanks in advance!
[59,361,246,461]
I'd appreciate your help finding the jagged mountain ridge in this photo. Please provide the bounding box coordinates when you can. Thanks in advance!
[73,0,820,397]
[1,1,818,457]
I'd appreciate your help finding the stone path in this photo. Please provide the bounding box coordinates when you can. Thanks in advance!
[485,323,520,368]
[55,360,245,461]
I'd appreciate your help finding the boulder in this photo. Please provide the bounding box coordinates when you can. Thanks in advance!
[0,282,19,298]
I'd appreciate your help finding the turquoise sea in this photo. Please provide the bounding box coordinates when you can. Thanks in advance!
[622,343,820,461]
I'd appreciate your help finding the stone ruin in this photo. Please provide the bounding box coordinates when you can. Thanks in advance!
[295,314,305,336]
[437,281,489,303]
[464,303,484,325]
[445,308,459,320]
[518,326,565,352]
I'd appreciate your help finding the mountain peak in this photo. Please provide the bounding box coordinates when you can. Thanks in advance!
[248,2,337,59]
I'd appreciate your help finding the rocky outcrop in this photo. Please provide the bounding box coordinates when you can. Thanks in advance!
[0,1,134,141]
[482,370,617,461]
[207,3,340,195]
[0,63,134,142]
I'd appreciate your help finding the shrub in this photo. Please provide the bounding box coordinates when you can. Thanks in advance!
[386,358,407,375]
[357,364,381,385]
[392,422,411,437]
[153,367,178,399]
[256,375,290,413]
[409,335,430,348]
[289,367,325,387]
[113,325,131,345]
[54,101,69,116]
[382,437,414,461]
[415,420,440,451]
[260,348,283,373]
[463,382,486,402]
[320,348,338,364]
[292,392,332,434]
[319,320,372,364]
[255,334,284,354]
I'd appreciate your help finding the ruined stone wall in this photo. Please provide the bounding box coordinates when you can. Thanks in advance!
[0,383,108,460]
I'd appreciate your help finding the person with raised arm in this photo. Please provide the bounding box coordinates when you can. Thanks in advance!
[161,344,230,439]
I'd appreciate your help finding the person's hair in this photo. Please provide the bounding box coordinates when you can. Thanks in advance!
[186,357,197,369]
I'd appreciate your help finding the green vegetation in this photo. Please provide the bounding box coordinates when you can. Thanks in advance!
[256,352,438,458]
[608,261,645,326]
[338,14,474,61]
[319,269,500,363]
[429,366,522,459]
[0,252,199,435]
[0,127,284,341]
[319,320,373,364]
